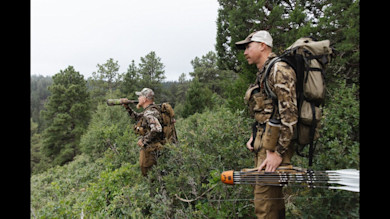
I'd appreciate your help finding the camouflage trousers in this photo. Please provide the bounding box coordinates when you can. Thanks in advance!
[139,143,163,176]
[253,143,295,219]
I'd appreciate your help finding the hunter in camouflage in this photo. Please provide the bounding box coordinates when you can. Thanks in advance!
[236,30,298,219]
[121,88,165,176]
[248,52,298,158]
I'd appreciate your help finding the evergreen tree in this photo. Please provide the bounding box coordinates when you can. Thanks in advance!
[31,75,53,132]
[89,58,122,103]
[190,51,236,96]
[120,60,141,98]
[189,51,221,93]
[138,51,166,95]
[190,51,219,81]
[177,73,189,103]
[182,77,213,118]
[315,0,360,84]
[41,66,91,166]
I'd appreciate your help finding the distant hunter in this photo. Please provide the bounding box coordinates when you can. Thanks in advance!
[120,88,176,176]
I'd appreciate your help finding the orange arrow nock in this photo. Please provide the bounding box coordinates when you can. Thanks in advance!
[221,170,234,185]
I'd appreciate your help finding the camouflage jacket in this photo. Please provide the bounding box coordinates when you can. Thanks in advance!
[245,52,298,156]
[126,104,164,146]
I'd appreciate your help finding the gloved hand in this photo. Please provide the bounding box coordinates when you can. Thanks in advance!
[120,98,130,110]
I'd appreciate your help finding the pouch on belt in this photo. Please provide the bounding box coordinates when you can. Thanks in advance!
[253,124,265,153]
[262,119,281,151]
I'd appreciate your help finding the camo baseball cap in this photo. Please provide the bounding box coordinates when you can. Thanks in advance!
[235,30,273,50]
[135,88,154,99]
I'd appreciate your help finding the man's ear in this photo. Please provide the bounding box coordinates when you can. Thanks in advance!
[258,42,267,51]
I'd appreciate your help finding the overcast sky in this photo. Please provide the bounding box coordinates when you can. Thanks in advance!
[31,0,220,81]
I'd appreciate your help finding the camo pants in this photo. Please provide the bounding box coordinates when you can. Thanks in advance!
[254,143,295,219]
[139,143,162,176]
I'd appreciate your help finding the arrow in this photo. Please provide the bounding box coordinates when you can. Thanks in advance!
[221,166,359,192]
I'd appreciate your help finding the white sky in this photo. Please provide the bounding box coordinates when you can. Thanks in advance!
[31,0,220,81]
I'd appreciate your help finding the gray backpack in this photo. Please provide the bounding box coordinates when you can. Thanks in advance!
[264,37,333,166]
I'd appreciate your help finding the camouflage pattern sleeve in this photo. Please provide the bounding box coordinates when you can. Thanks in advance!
[268,61,298,155]
[141,109,163,145]
[126,106,143,121]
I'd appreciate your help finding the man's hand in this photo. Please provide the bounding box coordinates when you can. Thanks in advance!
[246,134,254,151]
[119,98,128,103]
[258,150,282,172]
[120,98,130,110]
[137,138,144,147]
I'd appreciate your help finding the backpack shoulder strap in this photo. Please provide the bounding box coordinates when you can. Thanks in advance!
[263,57,281,101]
[148,103,161,112]
[262,57,282,119]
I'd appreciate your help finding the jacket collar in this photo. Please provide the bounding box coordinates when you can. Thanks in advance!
[256,52,277,84]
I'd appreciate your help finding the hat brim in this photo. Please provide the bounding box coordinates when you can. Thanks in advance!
[235,39,251,50]
[135,91,142,96]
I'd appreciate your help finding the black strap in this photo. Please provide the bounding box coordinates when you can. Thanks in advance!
[250,122,257,148]
[308,102,317,166]
[308,142,314,166]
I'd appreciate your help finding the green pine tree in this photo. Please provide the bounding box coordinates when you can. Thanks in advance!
[182,77,213,118]
[138,51,166,96]
[89,58,122,104]
[41,66,91,166]
[120,60,141,98]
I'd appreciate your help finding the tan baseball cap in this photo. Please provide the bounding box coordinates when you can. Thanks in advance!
[135,88,154,99]
[235,30,273,50]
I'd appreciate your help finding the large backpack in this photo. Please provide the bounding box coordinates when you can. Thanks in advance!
[156,102,178,144]
[263,37,333,166]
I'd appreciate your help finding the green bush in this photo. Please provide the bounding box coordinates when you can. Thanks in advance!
[30,154,104,217]
[80,101,139,164]
[143,106,255,218]
[82,162,149,217]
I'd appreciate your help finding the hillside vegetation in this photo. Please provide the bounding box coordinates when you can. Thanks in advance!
[31,84,359,218]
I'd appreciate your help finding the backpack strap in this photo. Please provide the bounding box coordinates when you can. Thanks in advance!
[262,57,281,119]
[263,57,281,101]
[263,56,299,120]
[263,55,300,99]
[308,102,317,166]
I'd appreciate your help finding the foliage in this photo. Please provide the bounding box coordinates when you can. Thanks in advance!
[316,80,360,170]
[79,98,137,161]
[30,154,104,218]
[31,106,257,218]
[89,58,122,105]
[181,77,213,118]
[189,51,237,96]
[287,79,359,218]
[118,51,168,103]
[317,0,360,84]
[138,51,166,96]
[120,60,141,98]
[31,118,51,174]
[40,66,91,166]
[31,75,52,131]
